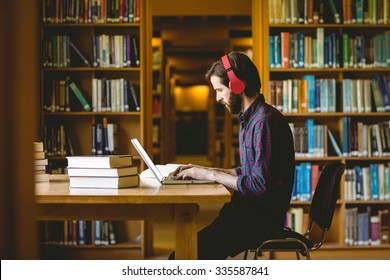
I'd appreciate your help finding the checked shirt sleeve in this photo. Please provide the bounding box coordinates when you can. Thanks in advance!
[236,120,272,197]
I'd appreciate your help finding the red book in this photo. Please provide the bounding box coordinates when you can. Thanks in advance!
[119,0,124,23]
[311,164,319,198]
[281,32,290,69]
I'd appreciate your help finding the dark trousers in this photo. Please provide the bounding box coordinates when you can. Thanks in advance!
[169,204,278,260]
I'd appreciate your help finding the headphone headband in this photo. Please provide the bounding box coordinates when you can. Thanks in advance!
[221,55,246,94]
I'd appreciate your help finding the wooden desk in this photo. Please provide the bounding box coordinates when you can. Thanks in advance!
[35,176,231,260]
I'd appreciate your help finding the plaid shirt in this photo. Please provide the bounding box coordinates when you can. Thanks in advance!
[234,95,294,198]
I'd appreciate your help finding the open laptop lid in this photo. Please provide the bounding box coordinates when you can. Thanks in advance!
[131,138,164,182]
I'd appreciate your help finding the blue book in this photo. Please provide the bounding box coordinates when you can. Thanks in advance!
[342,117,349,156]
[297,32,305,68]
[94,220,101,245]
[304,163,312,201]
[269,36,275,68]
[355,166,363,200]
[320,79,328,112]
[375,76,390,112]
[328,79,336,112]
[343,79,352,112]
[370,164,379,200]
[327,128,342,156]
[303,75,315,113]
[274,35,282,68]
[305,119,315,156]
[298,164,304,201]
[78,220,85,245]
[357,213,364,245]
[291,166,299,201]
[356,0,364,23]
[315,78,321,112]
[324,35,329,68]
[92,35,100,67]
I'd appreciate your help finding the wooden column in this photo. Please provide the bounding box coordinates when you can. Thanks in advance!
[0,0,40,259]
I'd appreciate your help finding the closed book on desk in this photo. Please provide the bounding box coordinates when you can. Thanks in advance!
[69,175,139,189]
[67,166,138,177]
[67,155,133,168]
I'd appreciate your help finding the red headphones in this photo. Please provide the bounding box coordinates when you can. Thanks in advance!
[221,55,246,94]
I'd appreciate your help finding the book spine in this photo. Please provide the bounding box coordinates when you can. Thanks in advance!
[327,0,341,23]
[94,220,101,245]
[274,35,282,68]
[129,80,140,111]
[132,36,140,67]
[103,117,110,155]
[96,122,104,155]
[269,36,275,68]
[78,220,85,245]
[281,31,290,68]
[69,82,92,111]
[70,41,91,67]
[91,120,96,155]
[298,32,305,68]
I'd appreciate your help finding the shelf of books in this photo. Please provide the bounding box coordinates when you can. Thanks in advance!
[253,0,390,259]
[40,0,149,259]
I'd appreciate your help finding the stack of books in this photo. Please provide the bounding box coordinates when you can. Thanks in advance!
[66,155,139,189]
[34,142,49,182]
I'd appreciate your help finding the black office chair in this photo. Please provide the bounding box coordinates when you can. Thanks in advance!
[243,163,345,260]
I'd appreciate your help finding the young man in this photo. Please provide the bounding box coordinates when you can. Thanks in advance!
[173,51,295,259]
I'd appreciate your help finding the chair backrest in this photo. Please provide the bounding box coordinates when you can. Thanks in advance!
[310,163,345,231]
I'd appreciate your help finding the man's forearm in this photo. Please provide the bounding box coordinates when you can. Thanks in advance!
[209,170,238,192]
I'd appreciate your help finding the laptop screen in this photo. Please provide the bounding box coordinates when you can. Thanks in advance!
[131,138,164,182]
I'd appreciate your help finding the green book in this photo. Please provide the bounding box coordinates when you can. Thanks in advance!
[69,82,91,111]
[342,34,349,68]
[326,0,341,23]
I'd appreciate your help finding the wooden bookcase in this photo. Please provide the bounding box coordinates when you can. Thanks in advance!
[151,37,165,163]
[252,0,390,259]
[39,0,151,259]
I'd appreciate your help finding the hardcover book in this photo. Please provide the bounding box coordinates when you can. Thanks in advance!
[69,82,92,111]
[67,155,133,168]
[69,174,139,189]
[67,166,138,177]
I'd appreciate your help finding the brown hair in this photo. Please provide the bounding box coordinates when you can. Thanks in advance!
[205,51,261,97]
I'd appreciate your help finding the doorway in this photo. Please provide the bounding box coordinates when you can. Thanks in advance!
[152,15,251,165]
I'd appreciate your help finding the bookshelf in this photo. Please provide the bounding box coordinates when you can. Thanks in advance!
[253,0,390,259]
[39,0,150,259]
[152,37,164,163]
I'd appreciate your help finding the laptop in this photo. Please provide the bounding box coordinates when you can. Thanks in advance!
[131,138,215,185]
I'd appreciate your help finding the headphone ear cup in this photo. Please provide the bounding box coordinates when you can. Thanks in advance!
[228,72,246,94]
[221,54,246,94]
